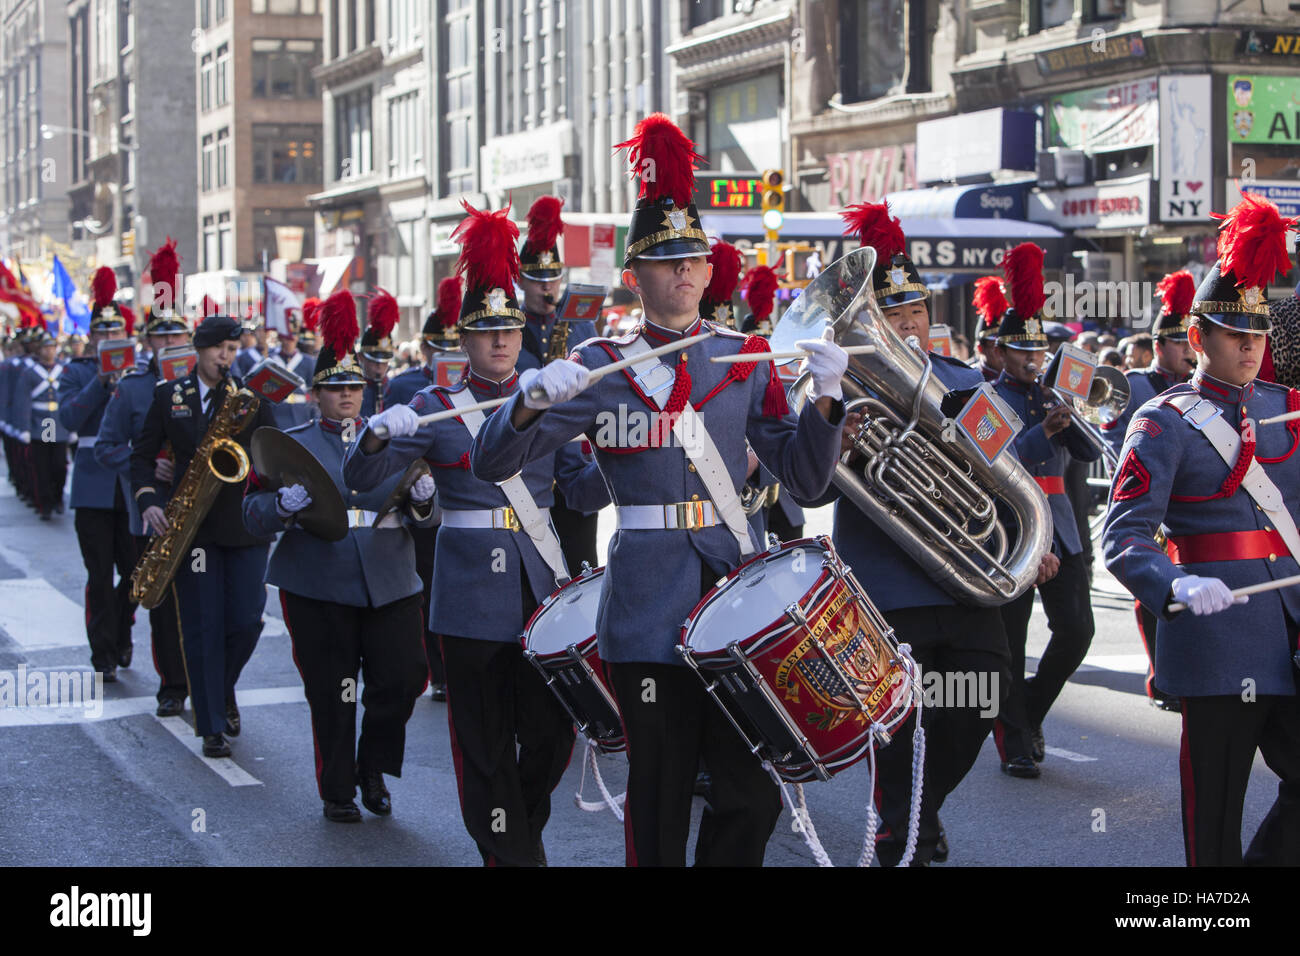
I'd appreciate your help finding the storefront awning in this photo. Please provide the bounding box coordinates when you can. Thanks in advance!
[883,179,1036,220]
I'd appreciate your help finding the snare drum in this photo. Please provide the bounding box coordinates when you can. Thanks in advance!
[521,566,626,753]
[679,536,918,783]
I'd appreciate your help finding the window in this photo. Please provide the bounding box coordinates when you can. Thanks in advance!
[387,90,422,177]
[252,208,315,264]
[252,0,319,12]
[215,43,230,106]
[216,127,230,187]
[335,87,372,179]
[1084,0,1124,19]
[200,53,213,111]
[201,133,214,191]
[216,0,228,22]
[200,0,211,30]
[388,0,420,53]
[252,124,321,183]
[218,213,234,269]
[839,0,929,103]
[1031,0,1075,32]
[444,5,473,194]
[688,0,725,29]
[203,215,218,270]
[251,39,321,98]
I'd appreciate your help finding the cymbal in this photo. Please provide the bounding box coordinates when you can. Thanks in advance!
[250,427,348,542]
[374,458,432,527]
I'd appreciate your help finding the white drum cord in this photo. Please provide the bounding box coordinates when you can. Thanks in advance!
[574,738,626,821]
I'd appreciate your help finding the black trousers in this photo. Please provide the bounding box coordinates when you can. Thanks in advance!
[607,662,782,867]
[75,493,137,671]
[132,534,189,704]
[440,634,576,866]
[765,501,803,544]
[410,525,444,684]
[280,590,428,803]
[28,440,66,515]
[996,550,1095,761]
[8,436,30,497]
[874,604,1011,866]
[1180,694,1300,866]
[551,486,599,574]
[173,543,267,736]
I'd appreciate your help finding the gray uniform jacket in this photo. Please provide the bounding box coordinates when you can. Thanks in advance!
[58,356,120,509]
[94,363,169,535]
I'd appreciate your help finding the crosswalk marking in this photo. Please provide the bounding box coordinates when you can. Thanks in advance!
[154,715,264,787]
[1079,653,1151,675]
[0,578,91,650]
[0,684,306,728]
[1043,746,1098,763]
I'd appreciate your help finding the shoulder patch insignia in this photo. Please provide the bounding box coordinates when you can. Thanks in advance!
[1130,417,1161,439]
[1112,448,1151,501]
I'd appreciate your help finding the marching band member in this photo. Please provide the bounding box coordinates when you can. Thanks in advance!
[131,313,277,758]
[739,264,779,336]
[699,240,744,331]
[95,240,193,716]
[267,315,316,430]
[515,195,602,573]
[992,243,1099,778]
[297,297,321,358]
[58,268,137,680]
[233,314,265,377]
[799,203,1024,865]
[343,201,607,866]
[384,277,463,703]
[972,281,1004,383]
[1104,195,1300,866]
[358,291,398,418]
[2,325,38,505]
[1101,270,1198,712]
[12,328,70,520]
[470,114,847,867]
[243,289,431,822]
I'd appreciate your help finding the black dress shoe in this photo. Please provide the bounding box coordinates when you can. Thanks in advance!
[1150,696,1181,713]
[101,666,118,684]
[323,800,362,823]
[225,701,240,737]
[1001,756,1041,779]
[1031,725,1046,763]
[156,697,184,718]
[118,644,133,668]
[429,683,447,702]
[933,821,949,863]
[358,771,391,816]
[202,734,232,758]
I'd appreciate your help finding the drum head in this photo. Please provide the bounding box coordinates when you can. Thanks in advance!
[523,568,605,656]
[686,542,828,653]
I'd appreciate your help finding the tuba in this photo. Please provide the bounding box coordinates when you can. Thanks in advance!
[772,247,1052,607]
[130,377,261,609]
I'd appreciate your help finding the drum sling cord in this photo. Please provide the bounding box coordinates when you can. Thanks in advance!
[574,738,626,821]
[764,645,926,868]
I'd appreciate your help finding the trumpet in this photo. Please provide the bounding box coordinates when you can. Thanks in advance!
[1032,360,1129,473]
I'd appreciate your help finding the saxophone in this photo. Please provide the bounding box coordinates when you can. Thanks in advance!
[545,314,573,363]
[130,377,260,609]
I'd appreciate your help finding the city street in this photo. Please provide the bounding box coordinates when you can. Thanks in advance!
[0,468,1281,869]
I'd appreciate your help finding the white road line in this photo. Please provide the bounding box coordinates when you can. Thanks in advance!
[1079,653,1151,675]
[154,715,264,787]
[0,578,91,650]
[0,684,306,728]
[1044,746,1098,763]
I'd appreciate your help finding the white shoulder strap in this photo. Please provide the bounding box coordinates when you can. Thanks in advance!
[447,386,571,585]
[616,335,755,556]
[1168,393,1300,561]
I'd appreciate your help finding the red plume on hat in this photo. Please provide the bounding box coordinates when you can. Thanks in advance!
[744,266,780,322]
[972,276,1009,329]
[1155,270,1196,317]
[321,288,359,357]
[840,201,905,261]
[703,241,744,306]
[614,113,704,209]
[452,199,520,292]
[301,297,321,333]
[120,304,136,336]
[91,267,117,310]
[147,238,180,310]
[435,277,462,329]
[1212,193,1299,291]
[523,196,564,255]
[1002,242,1046,318]
[367,288,400,339]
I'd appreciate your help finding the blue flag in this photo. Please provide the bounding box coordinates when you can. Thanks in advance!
[51,256,91,334]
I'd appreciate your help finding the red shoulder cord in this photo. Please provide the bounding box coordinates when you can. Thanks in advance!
[424,391,471,469]
[693,335,789,417]
[1170,410,1264,502]
[1256,388,1300,464]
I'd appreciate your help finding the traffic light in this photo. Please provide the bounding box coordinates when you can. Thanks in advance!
[760,168,785,241]
[121,230,135,258]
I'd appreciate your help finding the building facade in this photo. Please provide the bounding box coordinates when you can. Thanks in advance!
[192,0,322,309]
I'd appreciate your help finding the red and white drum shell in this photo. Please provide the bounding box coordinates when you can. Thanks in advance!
[522,566,626,753]
[680,536,918,783]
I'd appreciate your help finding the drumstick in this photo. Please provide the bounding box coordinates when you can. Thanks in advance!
[1258,409,1300,426]
[709,345,877,364]
[1168,572,1300,613]
[371,332,715,436]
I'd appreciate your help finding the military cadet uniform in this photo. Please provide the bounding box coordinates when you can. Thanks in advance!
[233,328,263,377]
[471,115,846,867]
[345,203,608,865]
[59,270,137,677]
[267,343,316,430]
[358,294,398,419]
[131,315,277,756]
[1,332,35,501]
[1104,197,1300,866]
[992,246,1099,776]
[1101,272,1197,710]
[244,302,431,821]
[13,332,70,519]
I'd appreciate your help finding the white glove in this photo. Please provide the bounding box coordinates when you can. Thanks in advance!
[18,431,30,444]
[520,360,590,410]
[276,483,313,518]
[410,474,436,503]
[1171,575,1247,616]
[369,403,420,439]
[795,327,848,402]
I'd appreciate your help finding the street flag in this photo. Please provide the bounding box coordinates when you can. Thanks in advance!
[263,275,301,335]
[51,256,92,334]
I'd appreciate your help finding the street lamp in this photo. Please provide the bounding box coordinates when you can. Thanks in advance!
[39,123,140,152]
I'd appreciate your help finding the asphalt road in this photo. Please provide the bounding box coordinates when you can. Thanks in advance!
[0,466,1281,868]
